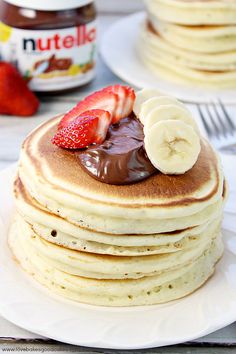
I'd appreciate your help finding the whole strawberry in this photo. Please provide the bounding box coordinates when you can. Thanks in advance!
[0,62,39,116]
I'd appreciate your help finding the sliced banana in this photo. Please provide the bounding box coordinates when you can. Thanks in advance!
[139,96,186,124]
[144,119,201,175]
[133,88,161,117]
[143,104,199,134]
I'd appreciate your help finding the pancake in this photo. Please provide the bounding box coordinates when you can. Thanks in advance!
[143,24,236,71]
[30,220,219,256]
[19,117,224,221]
[139,49,236,88]
[14,212,221,280]
[153,19,236,54]
[145,0,236,25]
[9,216,223,306]
[15,184,222,256]
[138,23,236,88]
[14,176,225,248]
[15,172,225,235]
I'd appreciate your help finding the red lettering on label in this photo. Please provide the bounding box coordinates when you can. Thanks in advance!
[82,25,86,45]
[54,34,60,50]
[87,28,96,42]
[77,25,96,46]
[37,38,51,51]
[63,35,75,49]
[77,26,82,46]
[23,24,96,52]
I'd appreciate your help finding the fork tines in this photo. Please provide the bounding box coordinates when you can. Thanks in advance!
[197,101,236,139]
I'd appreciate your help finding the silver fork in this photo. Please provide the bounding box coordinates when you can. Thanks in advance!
[196,100,236,154]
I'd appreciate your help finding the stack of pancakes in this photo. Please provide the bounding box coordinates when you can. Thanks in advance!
[138,0,236,88]
[9,117,226,306]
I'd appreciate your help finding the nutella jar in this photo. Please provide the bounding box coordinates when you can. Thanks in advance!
[0,0,97,92]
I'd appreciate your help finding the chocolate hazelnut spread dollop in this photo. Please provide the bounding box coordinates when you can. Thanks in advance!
[76,115,157,185]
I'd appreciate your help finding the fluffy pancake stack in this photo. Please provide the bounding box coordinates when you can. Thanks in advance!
[138,0,236,88]
[9,88,226,307]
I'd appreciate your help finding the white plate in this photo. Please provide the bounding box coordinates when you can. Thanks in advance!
[100,13,236,104]
[1,165,236,349]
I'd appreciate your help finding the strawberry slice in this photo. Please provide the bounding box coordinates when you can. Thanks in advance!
[76,109,111,144]
[58,91,118,130]
[52,116,99,149]
[123,86,136,117]
[103,85,136,123]
[103,85,126,123]
[52,109,111,149]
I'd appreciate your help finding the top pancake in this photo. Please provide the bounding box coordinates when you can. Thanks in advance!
[18,116,224,220]
[145,0,236,25]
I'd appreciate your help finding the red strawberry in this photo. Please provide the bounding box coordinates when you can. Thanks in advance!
[76,109,111,144]
[123,86,136,117]
[0,62,39,116]
[52,116,99,149]
[58,90,118,130]
[103,85,135,123]
[52,109,112,149]
[103,85,126,122]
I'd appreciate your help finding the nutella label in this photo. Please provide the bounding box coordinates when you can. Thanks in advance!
[0,21,97,91]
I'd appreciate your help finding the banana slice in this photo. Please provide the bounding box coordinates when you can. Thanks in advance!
[133,88,161,117]
[139,96,186,124]
[143,104,199,134]
[144,119,201,175]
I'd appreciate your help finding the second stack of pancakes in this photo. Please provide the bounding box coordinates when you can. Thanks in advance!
[138,0,236,88]
[10,112,226,306]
